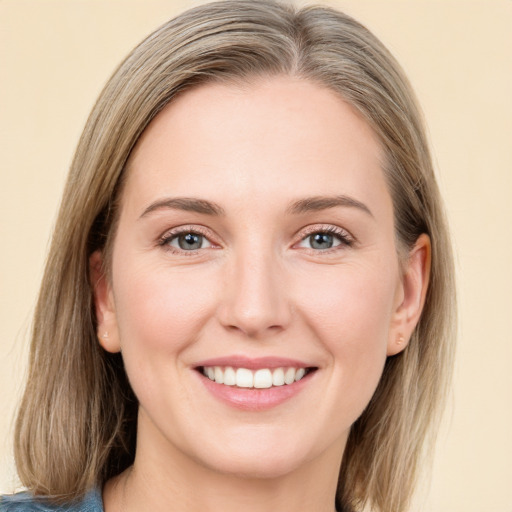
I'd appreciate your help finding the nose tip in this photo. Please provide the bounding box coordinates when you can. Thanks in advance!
[223,316,284,339]
[217,259,291,339]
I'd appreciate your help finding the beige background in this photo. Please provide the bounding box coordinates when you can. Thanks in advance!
[1,1,511,510]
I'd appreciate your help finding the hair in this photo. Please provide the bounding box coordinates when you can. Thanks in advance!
[13,1,456,511]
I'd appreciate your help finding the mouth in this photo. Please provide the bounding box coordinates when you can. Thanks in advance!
[193,356,319,410]
[197,365,318,389]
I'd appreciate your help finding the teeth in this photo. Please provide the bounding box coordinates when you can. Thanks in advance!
[295,368,306,381]
[214,366,224,384]
[202,366,310,388]
[223,366,236,386]
[272,368,285,386]
[236,368,253,388]
[284,367,296,385]
[254,369,272,389]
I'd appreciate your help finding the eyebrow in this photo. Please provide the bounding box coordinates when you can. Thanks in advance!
[286,195,373,217]
[139,194,373,219]
[140,197,226,218]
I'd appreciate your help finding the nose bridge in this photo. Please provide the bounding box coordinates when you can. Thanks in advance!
[218,236,290,337]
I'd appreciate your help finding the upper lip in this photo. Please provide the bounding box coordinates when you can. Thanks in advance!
[194,355,316,370]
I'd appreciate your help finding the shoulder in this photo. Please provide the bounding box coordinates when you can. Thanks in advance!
[0,488,103,512]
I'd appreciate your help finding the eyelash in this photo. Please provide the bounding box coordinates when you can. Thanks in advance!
[158,225,213,255]
[158,224,354,255]
[297,225,354,253]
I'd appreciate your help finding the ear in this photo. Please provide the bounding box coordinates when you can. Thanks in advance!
[89,250,121,353]
[387,234,431,356]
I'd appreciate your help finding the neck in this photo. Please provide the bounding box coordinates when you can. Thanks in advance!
[103,415,344,512]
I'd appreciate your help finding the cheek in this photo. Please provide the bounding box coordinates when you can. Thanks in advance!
[296,261,397,343]
[112,260,218,362]
[294,261,398,406]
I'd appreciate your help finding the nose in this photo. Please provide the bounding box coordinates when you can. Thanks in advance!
[217,247,292,338]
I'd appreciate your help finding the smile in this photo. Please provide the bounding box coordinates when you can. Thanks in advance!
[199,366,315,389]
[194,356,319,410]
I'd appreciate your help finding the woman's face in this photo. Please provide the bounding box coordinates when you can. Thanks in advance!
[93,76,428,479]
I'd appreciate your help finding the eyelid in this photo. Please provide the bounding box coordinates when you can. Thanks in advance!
[294,224,355,251]
[157,223,355,255]
[158,225,219,254]
[298,224,353,239]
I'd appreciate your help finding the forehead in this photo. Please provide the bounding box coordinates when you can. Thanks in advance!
[123,76,389,217]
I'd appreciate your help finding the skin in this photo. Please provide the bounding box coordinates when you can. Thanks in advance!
[91,76,430,512]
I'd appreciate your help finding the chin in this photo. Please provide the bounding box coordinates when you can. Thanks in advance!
[187,426,331,480]
[203,450,306,480]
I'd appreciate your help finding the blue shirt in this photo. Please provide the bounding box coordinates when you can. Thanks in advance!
[0,488,103,512]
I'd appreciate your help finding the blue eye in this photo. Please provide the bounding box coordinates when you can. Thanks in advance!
[165,232,212,251]
[308,233,337,250]
[297,228,352,251]
[160,226,351,254]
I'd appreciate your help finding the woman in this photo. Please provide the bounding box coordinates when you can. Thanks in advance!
[1,1,456,511]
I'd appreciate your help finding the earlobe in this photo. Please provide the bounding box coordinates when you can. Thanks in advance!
[89,250,121,353]
[387,234,431,356]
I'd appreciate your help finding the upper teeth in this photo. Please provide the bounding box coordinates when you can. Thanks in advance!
[202,366,308,389]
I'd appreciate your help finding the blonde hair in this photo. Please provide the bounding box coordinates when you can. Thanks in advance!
[14,2,456,511]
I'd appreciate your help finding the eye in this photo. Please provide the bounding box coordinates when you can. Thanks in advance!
[160,228,213,253]
[296,226,353,251]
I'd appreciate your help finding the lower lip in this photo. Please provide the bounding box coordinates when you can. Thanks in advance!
[197,371,315,411]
